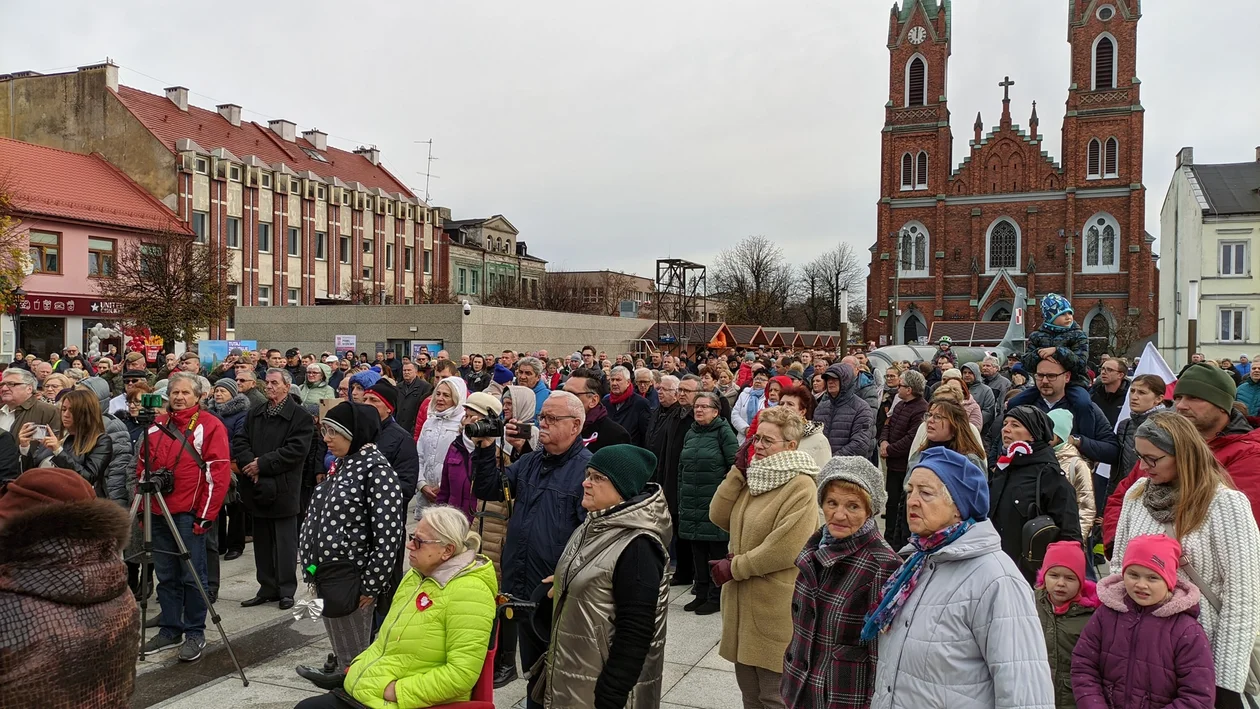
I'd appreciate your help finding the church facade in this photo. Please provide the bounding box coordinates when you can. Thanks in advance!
[864,0,1157,356]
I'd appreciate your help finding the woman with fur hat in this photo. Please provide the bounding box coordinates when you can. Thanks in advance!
[1035,541,1100,709]
[1071,534,1216,709]
[989,405,1083,584]
[782,456,901,709]
[0,467,139,708]
[1113,412,1260,708]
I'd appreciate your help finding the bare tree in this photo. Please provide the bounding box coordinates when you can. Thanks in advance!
[421,279,459,305]
[711,235,795,325]
[812,243,865,330]
[794,258,830,330]
[0,188,32,314]
[95,232,234,345]
[537,271,590,314]
[480,278,523,309]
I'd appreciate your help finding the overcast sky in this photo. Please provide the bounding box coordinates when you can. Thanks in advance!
[3,1,1252,286]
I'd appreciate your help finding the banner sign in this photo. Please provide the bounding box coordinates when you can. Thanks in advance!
[197,340,258,371]
[335,335,357,358]
[19,294,123,316]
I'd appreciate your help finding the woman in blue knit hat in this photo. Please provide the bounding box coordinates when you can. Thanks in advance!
[865,447,1054,709]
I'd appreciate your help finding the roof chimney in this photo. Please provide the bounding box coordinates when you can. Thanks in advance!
[268,119,297,143]
[1255,146,1260,162]
[354,145,380,166]
[164,86,189,112]
[217,103,241,127]
[78,61,119,92]
[302,129,327,152]
[1176,146,1194,168]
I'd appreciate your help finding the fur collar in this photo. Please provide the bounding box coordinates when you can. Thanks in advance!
[1097,573,1202,617]
[209,393,251,418]
[0,499,132,605]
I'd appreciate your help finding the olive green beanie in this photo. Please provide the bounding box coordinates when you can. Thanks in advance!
[1174,362,1237,414]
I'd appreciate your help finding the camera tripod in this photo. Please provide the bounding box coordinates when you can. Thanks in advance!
[125,406,248,686]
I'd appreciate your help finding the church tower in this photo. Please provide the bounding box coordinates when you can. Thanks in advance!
[881,0,952,199]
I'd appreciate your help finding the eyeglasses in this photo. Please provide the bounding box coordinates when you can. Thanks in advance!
[235,378,250,383]
[1034,372,1068,381]
[319,424,344,438]
[1138,453,1169,469]
[407,534,444,547]
[693,403,717,410]
[1103,367,1125,375]
[585,471,609,484]
[0,381,26,388]
[751,434,785,446]
[538,414,578,426]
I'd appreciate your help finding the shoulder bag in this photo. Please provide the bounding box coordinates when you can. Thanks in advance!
[1022,469,1060,573]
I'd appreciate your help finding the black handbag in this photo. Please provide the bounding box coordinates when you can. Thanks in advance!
[314,559,362,619]
[1021,469,1060,572]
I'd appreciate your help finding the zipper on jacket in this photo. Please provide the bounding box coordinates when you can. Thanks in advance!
[348,576,422,695]
[1120,611,1143,702]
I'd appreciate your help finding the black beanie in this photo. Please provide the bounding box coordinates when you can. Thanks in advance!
[1004,405,1056,447]
[367,379,398,413]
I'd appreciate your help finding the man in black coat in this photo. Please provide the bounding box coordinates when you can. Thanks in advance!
[231,368,313,609]
[395,361,432,435]
[603,366,652,448]
[563,368,630,453]
[644,374,695,584]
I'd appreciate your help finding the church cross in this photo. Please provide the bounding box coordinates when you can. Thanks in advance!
[999,76,1015,102]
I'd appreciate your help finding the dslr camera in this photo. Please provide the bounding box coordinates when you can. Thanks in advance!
[465,416,505,439]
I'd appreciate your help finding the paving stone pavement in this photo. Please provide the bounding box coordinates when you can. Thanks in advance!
[139,548,737,708]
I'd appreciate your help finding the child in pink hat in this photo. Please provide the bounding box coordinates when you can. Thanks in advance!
[1071,534,1216,708]
[1035,541,1099,709]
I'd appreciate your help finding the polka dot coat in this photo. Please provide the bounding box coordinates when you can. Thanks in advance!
[299,443,406,598]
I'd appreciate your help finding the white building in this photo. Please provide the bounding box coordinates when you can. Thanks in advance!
[1160,147,1260,368]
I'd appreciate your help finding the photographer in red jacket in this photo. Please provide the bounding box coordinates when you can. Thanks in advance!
[138,372,232,663]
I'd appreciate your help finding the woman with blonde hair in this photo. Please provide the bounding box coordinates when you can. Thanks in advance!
[905,396,987,473]
[935,373,982,429]
[1114,411,1260,708]
[40,373,71,404]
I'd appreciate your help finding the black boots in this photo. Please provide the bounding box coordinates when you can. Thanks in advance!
[296,653,345,690]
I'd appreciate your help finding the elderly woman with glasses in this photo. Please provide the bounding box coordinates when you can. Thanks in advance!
[296,402,405,688]
[710,406,821,709]
[296,505,497,709]
[677,391,739,615]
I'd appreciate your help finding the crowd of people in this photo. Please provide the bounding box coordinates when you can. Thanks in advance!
[3,292,1260,709]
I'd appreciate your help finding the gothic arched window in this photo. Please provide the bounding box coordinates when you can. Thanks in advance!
[906,56,927,107]
[1087,138,1102,179]
[1104,137,1119,177]
[916,152,928,189]
[1083,213,1120,273]
[901,153,914,190]
[987,219,1019,271]
[1093,35,1116,90]
[898,222,929,278]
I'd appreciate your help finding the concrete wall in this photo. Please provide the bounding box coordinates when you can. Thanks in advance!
[234,303,653,357]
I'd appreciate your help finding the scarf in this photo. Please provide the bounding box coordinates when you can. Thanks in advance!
[745,449,818,496]
[608,386,633,406]
[744,387,765,424]
[996,440,1033,470]
[585,402,608,427]
[861,518,975,641]
[821,518,876,547]
[1142,480,1179,524]
[264,399,286,418]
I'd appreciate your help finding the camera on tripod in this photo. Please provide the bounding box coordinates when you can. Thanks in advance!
[465,416,505,439]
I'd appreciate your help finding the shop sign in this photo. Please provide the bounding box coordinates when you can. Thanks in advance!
[19,294,124,316]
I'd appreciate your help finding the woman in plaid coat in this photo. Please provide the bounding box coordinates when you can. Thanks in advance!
[782,457,901,709]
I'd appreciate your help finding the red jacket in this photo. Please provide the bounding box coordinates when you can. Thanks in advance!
[136,405,232,522]
[737,361,753,388]
[1103,412,1260,549]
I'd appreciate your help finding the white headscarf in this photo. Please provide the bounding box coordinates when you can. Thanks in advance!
[416,377,469,508]
[502,385,540,451]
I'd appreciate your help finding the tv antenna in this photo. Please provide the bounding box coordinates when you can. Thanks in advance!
[414,139,439,202]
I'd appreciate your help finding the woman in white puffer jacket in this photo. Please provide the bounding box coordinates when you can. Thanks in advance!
[415,376,467,517]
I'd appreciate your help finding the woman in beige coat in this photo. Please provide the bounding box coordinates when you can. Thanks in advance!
[710,406,820,709]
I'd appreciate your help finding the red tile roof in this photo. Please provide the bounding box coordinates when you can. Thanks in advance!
[113,85,415,198]
[0,137,192,234]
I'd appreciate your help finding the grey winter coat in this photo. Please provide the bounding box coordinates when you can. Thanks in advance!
[814,363,875,457]
[75,376,136,506]
[871,520,1054,709]
[984,372,1012,410]
[961,363,997,434]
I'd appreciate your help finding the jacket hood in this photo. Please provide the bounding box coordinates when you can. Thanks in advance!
[505,385,537,423]
[911,518,1004,561]
[1096,573,1202,617]
[961,362,982,382]
[0,499,132,605]
[79,376,111,404]
[430,376,468,420]
[823,363,857,399]
[315,362,331,383]
[585,483,672,547]
[1220,409,1259,439]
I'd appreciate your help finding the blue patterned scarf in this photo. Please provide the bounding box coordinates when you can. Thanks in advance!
[860,519,975,641]
[744,387,764,423]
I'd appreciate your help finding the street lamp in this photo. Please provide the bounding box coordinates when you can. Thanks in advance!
[12,286,24,356]
[1187,279,1199,368]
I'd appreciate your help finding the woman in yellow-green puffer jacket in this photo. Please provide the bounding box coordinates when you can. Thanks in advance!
[301,505,498,709]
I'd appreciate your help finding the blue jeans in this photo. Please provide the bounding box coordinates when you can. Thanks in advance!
[152,512,209,640]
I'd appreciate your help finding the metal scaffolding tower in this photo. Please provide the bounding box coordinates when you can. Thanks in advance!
[655,259,707,355]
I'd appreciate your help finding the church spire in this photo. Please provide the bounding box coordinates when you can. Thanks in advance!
[974,111,983,143]
[1029,100,1039,137]
[998,75,1014,129]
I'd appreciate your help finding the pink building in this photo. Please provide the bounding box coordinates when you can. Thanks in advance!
[0,137,192,358]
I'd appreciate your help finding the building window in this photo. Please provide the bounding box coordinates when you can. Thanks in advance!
[898,222,929,277]
[228,165,242,182]
[260,172,273,189]
[1083,214,1120,273]
[386,243,395,270]
[458,268,468,294]
[906,55,926,107]
[1087,138,1102,179]
[226,217,241,248]
[363,265,373,281]
[363,238,373,255]
[405,246,414,272]
[986,218,1019,271]
[1221,241,1249,277]
[195,157,210,174]
[192,211,208,243]
[489,272,497,292]
[339,236,351,264]
[257,223,272,252]
[423,249,432,274]
[342,191,351,206]
[316,185,326,201]
[314,231,327,260]
[139,243,163,278]
[87,237,115,277]
[287,227,301,257]
[28,231,60,274]
[290,178,300,194]
[1093,34,1116,90]
[1104,137,1119,178]
[364,197,373,211]
[915,152,928,189]
[470,270,479,295]
[227,283,239,330]
[901,153,913,190]
[258,285,271,307]
[1220,307,1247,342]
[287,288,299,306]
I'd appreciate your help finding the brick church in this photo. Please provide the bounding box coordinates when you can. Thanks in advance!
[864,0,1158,356]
